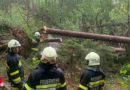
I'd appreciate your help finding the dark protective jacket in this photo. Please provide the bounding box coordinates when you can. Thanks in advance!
[6,52,24,89]
[31,36,42,51]
[79,66,105,90]
[23,62,66,90]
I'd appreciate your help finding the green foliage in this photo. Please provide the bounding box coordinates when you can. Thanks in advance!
[120,69,127,75]
[118,64,130,88]
[0,4,37,39]
[109,7,127,22]
[58,38,86,68]
[58,38,118,71]
[118,76,130,88]
[120,64,130,75]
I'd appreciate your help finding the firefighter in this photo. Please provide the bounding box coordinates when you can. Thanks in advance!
[31,32,45,64]
[23,47,66,90]
[78,52,105,90]
[6,39,24,90]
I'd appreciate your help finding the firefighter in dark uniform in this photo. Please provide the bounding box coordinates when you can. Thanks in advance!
[23,47,66,90]
[31,32,44,64]
[6,39,24,90]
[78,52,105,90]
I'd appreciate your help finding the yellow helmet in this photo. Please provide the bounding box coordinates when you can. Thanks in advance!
[35,32,40,37]
[85,52,100,66]
[8,39,21,48]
[41,47,57,64]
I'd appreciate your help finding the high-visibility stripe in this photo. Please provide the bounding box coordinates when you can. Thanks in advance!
[10,70,19,76]
[102,87,104,89]
[31,48,38,51]
[33,60,40,64]
[32,39,37,43]
[13,77,21,83]
[36,83,61,89]
[89,80,104,85]
[79,84,88,90]
[32,57,38,60]
[25,83,35,90]
[18,60,22,67]
[40,39,43,43]
[10,86,18,90]
[60,82,66,87]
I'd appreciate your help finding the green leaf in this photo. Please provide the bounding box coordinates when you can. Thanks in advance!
[120,69,127,74]
[127,64,130,68]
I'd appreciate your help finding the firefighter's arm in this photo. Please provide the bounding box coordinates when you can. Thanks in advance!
[7,60,22,84]
[58,69,66,90]
[32,38,38,45]
[101,72,106,89]
[78,73,89,90]
[31,38,39,51]
[100,69,106,89]
[23,73,35,90]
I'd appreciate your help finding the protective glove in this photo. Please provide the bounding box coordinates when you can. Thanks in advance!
[17,81,23,90]
[41,36,46,40]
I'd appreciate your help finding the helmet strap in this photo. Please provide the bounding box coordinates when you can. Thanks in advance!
[86,60,89,66]
[8,48,14,54]
[9,48,12,53]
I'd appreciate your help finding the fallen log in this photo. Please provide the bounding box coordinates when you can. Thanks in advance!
[111,47,126,52]
[38,27,130,43]
[43,38,62,43]
[0,34,9,36]
[0,40,10,44]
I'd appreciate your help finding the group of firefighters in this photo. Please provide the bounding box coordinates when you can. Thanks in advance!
[0,28,105,90]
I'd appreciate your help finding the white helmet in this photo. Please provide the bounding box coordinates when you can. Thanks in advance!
[41,47,57,64]
[85,52,100,66]
[35,32,40,37]
[8,39,21,48]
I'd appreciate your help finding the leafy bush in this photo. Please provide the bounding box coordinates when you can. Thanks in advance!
[58,38,118,72]
[119,64,130,88]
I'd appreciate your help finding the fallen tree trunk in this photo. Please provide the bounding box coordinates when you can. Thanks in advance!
[0,40,10,44]
[0,34,9,36]
[38,27,130,43]
[43,38,62,43]
[111,47,126,52]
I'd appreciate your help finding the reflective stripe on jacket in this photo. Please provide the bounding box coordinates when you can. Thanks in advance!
[23,63,66,90]
[78,66,105,90]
